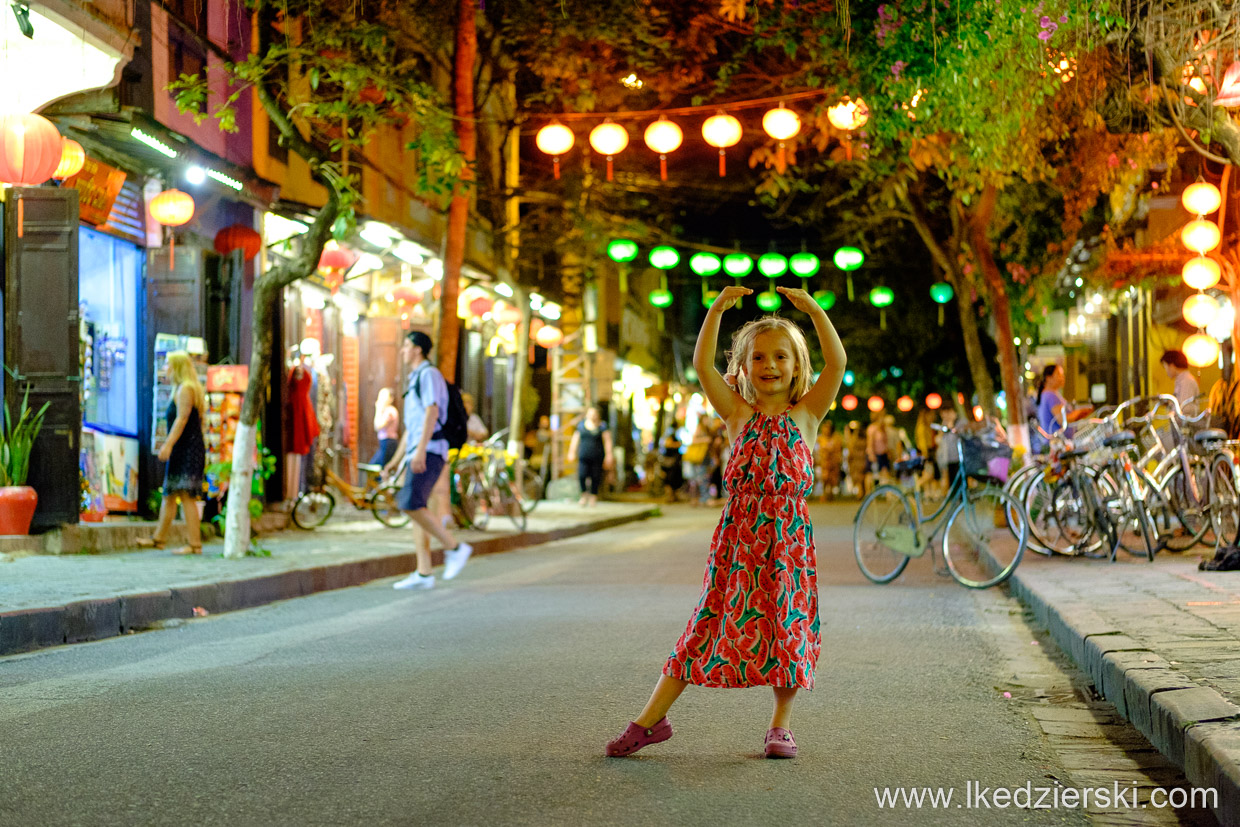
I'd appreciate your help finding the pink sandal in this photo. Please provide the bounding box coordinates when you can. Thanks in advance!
[764,727,797,759]
[605,717,673,757]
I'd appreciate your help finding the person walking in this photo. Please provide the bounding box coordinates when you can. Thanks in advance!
[815,420,844,501]
[844,420,867,497]
[566,405,613,507]
[385,331,472,591]
[685,418,714,506]
[138,351,207,555]
[369,387,400,468]
[605,284,846,760]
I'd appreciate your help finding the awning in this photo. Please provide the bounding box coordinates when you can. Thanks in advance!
[8,3,133,113]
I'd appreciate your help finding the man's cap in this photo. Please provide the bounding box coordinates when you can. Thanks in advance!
[406,330,433,354]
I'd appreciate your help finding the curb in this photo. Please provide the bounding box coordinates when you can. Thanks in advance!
[0,507,658,657]
[1008,567,1240,823]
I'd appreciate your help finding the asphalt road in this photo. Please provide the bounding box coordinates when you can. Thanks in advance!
[0,503,1139,826]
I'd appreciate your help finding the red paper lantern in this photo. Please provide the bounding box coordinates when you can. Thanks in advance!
[897,395,914,413]
[318,247,352,272]
[390,283,420,306]
[468,296,494,318]
[150,189,195,269]
[841,394,858,411]
[213,224,262,259]
[925,393,943,410]
[0,113,62,187]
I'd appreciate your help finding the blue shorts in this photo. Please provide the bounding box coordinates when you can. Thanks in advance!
[397,452,446,512]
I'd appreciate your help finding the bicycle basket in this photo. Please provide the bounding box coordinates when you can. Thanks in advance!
[1069,418,1117,453]
[960,433,1012,479]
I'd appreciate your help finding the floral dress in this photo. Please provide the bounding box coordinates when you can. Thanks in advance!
[664,410,820,690]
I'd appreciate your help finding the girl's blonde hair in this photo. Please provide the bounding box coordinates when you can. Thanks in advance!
[166,351,206,414]
[725,316,813,406]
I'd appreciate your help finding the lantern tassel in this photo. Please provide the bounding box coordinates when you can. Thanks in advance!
[846,274,854,302]
[553,158,560,180]
[845,140,853,162]
[659,155,667,181]
[880,309,886,331]
[606,156,614,182]
[169,233,175,271]
[777,143,786,174]
[938,305,945,327]
[718,150,726,177]
[16,194,22,239]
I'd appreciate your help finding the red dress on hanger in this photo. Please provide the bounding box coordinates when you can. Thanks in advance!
[287,365,320,455]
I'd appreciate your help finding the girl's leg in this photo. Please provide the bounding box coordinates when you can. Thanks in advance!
[634,674,690,727]
[771,686,797,730]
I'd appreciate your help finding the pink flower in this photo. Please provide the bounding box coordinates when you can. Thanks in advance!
[1039,15,1052,26]
[1107,153,1119,168]
[1037,29,1054,40]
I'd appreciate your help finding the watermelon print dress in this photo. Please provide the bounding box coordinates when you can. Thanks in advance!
[664,410,820,690]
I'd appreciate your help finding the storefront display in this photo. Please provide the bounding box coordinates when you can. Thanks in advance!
[204,364,247,498]
[81,424,139,512]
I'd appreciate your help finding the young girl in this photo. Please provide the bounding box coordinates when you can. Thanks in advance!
[370,387,400,468]
[605,285,846,759]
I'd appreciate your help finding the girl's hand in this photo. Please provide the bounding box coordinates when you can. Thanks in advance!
[157,443,171,462]
[710,285,752,312]
[776,286,824,315]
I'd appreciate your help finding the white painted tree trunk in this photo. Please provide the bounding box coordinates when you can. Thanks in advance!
[222,420,258,559]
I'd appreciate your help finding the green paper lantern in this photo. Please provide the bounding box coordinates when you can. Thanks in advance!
[869,286,894,307]
[702,289,720,308]
[757,252,788,278]
[755,291,782,311]
[930,282,954,304]
[722,253,754,277]
[648,288,674,308]
[789,252,821,277]
[649,246,680,269]
[689,252,722,277]
[833,246,865,271]
[607,239,639,263]
[813,289,836,311]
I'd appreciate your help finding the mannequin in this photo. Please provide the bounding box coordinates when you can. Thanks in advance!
[284,340,320,501]
[311,350,337,483]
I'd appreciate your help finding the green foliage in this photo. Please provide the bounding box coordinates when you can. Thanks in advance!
[0,381,48,487]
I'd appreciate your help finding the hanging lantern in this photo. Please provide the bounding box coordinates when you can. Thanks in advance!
[649,246,680,269]
[826,97,869,131]
[930,281,954,325]
[702,288,720,308]
[318,247,352,272]
[0,113,63,186]
[701,112,742,176]
[1182,219,1221,254]
[867,395,885,413]
[813,289,836,311]
[493,302,523,326]
[1183,256,1221,290]
[468,296,494,318]
[834,246,865,300]
[755,289,782,311]
[390,283,421,306]
[213,224,262,259]
[648,288,674,308]
[536,122,574,180]
[607,238,639,262]
[690,252,722,277]
[150,188,196,269]
[789,252,820,277]
[722,253,754,277]
[1182,181,1222,216]
[589,120,628,181]
[535,324,564,348]
[761,104,801,171]
[869,286,894,307]
[54,138,85,180]
[757,252,788,278]
[841,394,859,411]
[1183,333,1221,367]
[1183,293,1220,328]
[897,396,915,413]
[643,117,683,181]
[925,392,943,410]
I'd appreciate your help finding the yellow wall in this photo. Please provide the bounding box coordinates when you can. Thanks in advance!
[1147,322,1221,402]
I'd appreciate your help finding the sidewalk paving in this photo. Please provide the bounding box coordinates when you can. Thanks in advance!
[0,501,657,657]
[1009,548,1240,824]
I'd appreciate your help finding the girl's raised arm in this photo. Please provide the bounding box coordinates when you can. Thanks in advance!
[693,286,752,419]
[776,287,847,422]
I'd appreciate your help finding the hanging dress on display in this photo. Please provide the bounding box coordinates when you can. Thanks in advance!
[287,364,320,455]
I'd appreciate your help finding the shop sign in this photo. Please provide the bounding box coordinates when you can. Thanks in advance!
[61,156,127,226]
[207,364,249,392]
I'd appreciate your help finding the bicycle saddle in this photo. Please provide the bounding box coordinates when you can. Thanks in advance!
[893,457,925,475]
[1193,429,1228,444]
[1101,430,1136,448]
[1059,448,1090,460]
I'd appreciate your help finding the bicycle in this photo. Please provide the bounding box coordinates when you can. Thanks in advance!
[291,448,410,530]
[452,430,529,531]
[854,424,1029,589]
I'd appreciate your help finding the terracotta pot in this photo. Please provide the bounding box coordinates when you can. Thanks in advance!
[0,485,38,535]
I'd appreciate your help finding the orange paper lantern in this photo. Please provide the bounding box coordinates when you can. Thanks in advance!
[536,122,574,179]
[643,117,683,181]
[897,395,914,413]
[54,138,85,180]
[1183,257,1221,290]
[0,113,62,186]
[867,395,885,413]
[150,189,195,269]
[841,394,858,411]
[588,121,628,181]
[702,112,742,176]
[925,393,942,410]
[1184,333,1220,367]
[468,296,494,318]
[1182,181,1222,216]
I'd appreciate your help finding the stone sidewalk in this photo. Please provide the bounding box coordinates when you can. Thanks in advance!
[0,501,658,656]
[1009,549,1240,825]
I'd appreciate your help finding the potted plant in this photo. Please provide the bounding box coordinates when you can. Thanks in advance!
[0,385,49,534]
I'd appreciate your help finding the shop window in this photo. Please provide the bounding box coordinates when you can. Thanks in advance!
[79,226,141,436]
[168,27,206,113]
[166,0,207,38]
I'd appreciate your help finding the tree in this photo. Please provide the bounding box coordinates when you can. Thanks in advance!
[173,0,459,557]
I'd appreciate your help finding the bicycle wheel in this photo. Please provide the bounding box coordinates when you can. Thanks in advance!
[1110,468,1171,561]
[494,467,528,531]
[1210,454,1240,547]
[1049,474,1106,557]
[1163,463,1212,551]
[853,484,915,584]
[292,489,335,529]
[369,483,410,528]
[453,460,485,530]
[942,484,1027,589]
[520,468,545,514]
[1021,472,1060,556]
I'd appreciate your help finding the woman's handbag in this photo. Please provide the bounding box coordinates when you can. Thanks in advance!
[684,441,710,465]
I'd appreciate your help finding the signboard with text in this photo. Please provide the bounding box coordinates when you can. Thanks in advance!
[61,156,127,226]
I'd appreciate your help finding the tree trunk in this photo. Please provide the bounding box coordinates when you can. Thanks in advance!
[967,185,1024,427]
[436,0,478,380]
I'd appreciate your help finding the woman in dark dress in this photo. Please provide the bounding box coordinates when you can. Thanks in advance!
[566,406,613,507]
[138,350,207,554]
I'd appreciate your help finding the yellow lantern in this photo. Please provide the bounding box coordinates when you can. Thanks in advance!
[643,117,683,181]
[54,138,85,180]
[1182,181,1222,216]
[588,120,628,181]
[534,324,564,348]
[762,105,800,172]
[535,122,574,179]
[1183,293,1220,328]
[827,97,869,131]
[150,188,196,269]
[1183,333,1221,367]
[1183,256,1221,290]
[1182,219,1221,254]
[701,112,742,176]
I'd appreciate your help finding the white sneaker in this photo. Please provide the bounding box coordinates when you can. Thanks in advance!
[393,572,435,590]
[442,542,473,580]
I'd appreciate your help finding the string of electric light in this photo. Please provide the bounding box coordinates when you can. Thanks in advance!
[1180,180,1225,367]
[537,95,870,180]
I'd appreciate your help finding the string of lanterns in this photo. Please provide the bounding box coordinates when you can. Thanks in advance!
[536,96,869,181]
[1179,180,1224,367]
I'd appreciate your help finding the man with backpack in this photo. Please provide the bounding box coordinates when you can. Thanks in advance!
[384,330,472,590]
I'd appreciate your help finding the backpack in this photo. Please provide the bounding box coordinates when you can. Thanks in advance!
[1200,546,1240,571]
[432,382,469,451]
